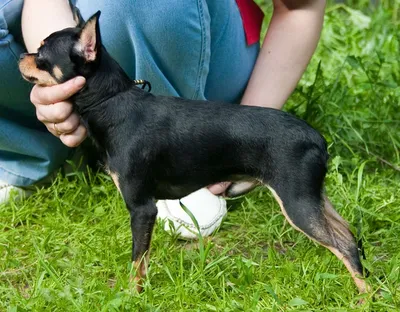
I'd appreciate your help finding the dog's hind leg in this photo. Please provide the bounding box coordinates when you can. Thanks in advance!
[268,185,367,294]
[322,197,369,294]
[264,146,367,294]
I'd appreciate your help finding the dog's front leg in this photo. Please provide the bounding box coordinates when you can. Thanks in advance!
[122,191,157,292]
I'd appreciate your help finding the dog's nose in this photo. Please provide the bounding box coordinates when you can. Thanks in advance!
[19,53,26,60]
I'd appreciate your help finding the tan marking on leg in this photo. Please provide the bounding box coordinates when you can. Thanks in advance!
[105,168,121,193]
[327,246,368,294]
[267,186,368,294]
[129,271,143,293]
[267,186,309,237]
[130,252,150,293]
[323,196,352,239]
[53,65,63,80]
[323,197,369,295]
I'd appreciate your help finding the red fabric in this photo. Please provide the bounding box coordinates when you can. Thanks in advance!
[236,0,265,45]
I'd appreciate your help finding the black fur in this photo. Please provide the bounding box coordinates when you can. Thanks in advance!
[19,11,367,293]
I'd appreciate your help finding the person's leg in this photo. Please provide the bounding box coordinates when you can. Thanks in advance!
[204,0,259,103]
[75,0,210,99]
[74,0,258,101]
[74,0,260,238]
[0,1,71,191]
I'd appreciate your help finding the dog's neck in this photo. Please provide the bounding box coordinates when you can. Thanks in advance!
[72,48,132,114]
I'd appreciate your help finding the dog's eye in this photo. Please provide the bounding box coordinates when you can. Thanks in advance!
[36,56,49,71]
[36,58,44,68]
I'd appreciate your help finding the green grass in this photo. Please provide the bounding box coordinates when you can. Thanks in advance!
[1,2,400,311]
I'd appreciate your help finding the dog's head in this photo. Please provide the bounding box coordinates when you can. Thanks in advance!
[19,11,102,86]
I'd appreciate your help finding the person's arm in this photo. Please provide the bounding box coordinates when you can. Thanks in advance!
[22,0,76,52]
[22,0,86,147]
[241,0,326,109]
[209,0,325,195]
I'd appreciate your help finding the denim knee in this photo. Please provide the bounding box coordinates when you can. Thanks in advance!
[76,0,211,100]
[75,0,258,103]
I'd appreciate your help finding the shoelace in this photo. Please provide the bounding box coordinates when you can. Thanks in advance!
[0,183,12,190]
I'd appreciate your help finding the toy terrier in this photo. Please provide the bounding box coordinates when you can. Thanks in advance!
[19,11,367,294]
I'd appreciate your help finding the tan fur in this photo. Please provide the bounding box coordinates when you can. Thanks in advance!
[327,246,368,293]
[323,198,368,294]
[130,252,150,293]
[267,186,308,236]
[79,17,97,61]
[104,167,121,193]
[110,172,121,193]
[322,197,354,245]
[267,186,368,294]
[53,65,63,80]
[19,55,57,86]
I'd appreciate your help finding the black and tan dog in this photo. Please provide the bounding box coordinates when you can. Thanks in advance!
[19,11,368,294]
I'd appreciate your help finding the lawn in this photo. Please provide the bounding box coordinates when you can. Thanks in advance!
[1,1,399,311]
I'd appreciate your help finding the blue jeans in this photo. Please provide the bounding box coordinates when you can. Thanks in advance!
[0,0,259,186]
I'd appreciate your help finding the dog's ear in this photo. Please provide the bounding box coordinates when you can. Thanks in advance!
[78,11,101,62]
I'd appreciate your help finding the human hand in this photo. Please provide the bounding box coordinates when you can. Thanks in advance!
[208,182,231,195]
[30,76,87,147]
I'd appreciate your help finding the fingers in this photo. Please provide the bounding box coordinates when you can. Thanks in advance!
[45,113,87,147]
[30,76,87,147]
[30,76,86,105]
[36,101,74,123]
[207,182,231,195]
[60,124,87,147]
[40,104,87,147]
[47,113,81,135]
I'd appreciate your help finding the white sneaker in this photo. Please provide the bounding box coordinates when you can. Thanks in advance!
[156,188,227,239]
[0,181,29,204]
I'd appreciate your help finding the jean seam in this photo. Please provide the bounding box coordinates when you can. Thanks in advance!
[192,0,209,100]
[4,36,18,60]
[210,3,233,57]
[0,163,35,181]
[0,0,13,11]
